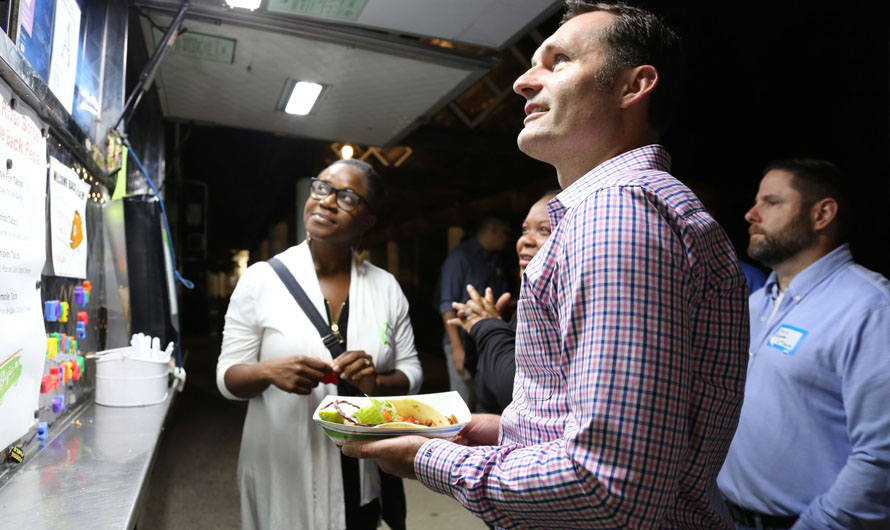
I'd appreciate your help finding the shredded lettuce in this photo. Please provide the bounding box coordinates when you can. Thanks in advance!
[352,397,396,426]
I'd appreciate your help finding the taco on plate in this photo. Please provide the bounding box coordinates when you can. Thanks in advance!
[320,396,458,428]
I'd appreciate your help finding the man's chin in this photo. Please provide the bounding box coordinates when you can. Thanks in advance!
[516,130,551,161]
[747,242,763,257]
[748,243,779,268]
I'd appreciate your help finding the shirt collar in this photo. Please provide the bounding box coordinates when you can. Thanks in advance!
[548,144,671,227]
[467,237,485,255]
[763,243,853,301]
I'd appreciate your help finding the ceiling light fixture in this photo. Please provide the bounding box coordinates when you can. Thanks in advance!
[340,144,354,159]
[225,0,262,10]
[284,81,324,116]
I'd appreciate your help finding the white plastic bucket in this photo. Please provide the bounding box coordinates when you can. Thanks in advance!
[94,347,170,407]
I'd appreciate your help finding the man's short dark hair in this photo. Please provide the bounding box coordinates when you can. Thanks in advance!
[763,158,850,242]
[562,1,683,134]
[331,158,383,211]
[478,211,509,233]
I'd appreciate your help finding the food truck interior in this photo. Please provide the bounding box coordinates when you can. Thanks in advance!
[0,0,886,528]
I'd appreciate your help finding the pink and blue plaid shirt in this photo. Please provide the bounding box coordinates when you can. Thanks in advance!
[416,145,749,529]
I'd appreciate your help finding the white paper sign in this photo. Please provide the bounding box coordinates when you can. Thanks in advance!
[0,79,48,450]
[47,0,82,113]
[49,157,90,278]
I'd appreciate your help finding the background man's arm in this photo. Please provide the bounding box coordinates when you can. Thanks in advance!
[795,305,890,529]
[440,251,470,375]
[442,310,466,375]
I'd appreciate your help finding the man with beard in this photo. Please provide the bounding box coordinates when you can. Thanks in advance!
[344,2,750,528]
[718,159,890,529]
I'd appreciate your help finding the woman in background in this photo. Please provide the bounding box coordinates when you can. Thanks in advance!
[449,191,558,413]
[216,159,422,530]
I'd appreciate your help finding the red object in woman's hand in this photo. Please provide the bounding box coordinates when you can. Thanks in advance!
[322,373,340,385]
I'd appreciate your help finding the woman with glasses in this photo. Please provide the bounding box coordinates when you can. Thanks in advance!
[216,159,422,530]
[448,191,558,414]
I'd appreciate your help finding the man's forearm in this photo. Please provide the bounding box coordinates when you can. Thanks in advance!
[796,457,890,529]
[442,310,462,348]
[443,310,466,374]
[416,437,624,528]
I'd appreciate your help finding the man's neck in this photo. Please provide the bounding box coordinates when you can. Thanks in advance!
[556,134,659,189]
[773,243,837,291]
[476,234,497,253]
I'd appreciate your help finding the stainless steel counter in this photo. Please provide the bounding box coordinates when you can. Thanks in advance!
[0,390,176,529]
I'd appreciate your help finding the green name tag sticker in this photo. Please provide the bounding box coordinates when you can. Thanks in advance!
[380,322,393,346]
[268,0,367,21]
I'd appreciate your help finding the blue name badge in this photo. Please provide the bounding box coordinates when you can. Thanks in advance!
[768,325,808,355]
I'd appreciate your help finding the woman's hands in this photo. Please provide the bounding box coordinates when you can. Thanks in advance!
[448,285,511,333]
[262,355,333,395]
[229,350,382,398]
[331,350,378,395]
[263,351,378,395]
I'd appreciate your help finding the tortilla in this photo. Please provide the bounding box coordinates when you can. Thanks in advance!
[385,398,452,427]
[373,421,426,430]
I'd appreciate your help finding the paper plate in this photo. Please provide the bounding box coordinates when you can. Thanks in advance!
[312,391,470,446]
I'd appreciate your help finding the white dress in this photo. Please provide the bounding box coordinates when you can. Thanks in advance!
[216,243,423,530]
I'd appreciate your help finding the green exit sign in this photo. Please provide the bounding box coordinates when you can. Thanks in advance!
[152,28,236,64]
[268,0,367,21]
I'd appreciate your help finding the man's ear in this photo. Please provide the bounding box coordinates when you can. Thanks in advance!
[619,65,659,110]
[811,198,838,232]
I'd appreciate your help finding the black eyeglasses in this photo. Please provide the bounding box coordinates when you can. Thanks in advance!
[309,178,368,212]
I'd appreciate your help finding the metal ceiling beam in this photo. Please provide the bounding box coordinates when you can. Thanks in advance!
[132,1,499,71]
[116,1,190,131]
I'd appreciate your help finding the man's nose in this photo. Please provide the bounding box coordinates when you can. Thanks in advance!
[744,205,759,224]
[513,65,541,97]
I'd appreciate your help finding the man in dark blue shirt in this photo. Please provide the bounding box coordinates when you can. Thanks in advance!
[439,213,510,406]
[739,261,767,293]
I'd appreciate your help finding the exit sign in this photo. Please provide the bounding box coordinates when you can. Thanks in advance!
[268,0,367,22]
[152,28,236,64]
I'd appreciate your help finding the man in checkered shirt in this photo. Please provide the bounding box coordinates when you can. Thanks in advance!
[344,3,750,528]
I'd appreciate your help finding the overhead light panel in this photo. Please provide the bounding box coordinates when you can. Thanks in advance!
[285,81,324,116]
[225,0,262,9]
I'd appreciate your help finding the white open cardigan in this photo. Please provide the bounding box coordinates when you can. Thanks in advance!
[216,242,423,530]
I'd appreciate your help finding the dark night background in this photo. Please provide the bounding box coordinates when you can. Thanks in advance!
[164,1,889,348]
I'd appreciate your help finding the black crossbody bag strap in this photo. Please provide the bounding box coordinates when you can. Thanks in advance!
[267,257,346,357]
